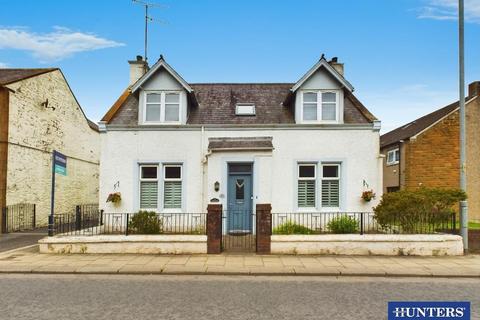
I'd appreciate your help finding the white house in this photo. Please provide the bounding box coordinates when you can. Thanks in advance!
[98,55,382,233]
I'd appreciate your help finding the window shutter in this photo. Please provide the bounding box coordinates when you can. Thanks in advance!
[140,181,158,208]
[298,180,315,207]
[322,180,339,207]
[164,181,182,209]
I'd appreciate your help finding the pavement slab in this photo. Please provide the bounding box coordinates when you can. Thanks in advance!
[0,246,479,277]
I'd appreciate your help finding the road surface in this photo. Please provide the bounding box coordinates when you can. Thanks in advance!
[0,274,478,319]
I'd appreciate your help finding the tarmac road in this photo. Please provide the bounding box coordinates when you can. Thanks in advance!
[0,274,478,320]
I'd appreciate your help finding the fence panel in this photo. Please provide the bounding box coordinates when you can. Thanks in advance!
[271,212,457,235]
[2,203,36,233]
[51,211,207,236]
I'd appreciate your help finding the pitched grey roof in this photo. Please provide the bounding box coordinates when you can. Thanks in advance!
[188,83,295,125]
[107,83,375,126]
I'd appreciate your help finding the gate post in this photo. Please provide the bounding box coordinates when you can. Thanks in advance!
[32,204,36,229]
[75,205,82,231]
[1,207,6,234]
[207,203,222,254]
[256,203,272,254]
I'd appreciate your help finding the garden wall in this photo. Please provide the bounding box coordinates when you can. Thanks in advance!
[271,234,463,256]
[39,235,207,254]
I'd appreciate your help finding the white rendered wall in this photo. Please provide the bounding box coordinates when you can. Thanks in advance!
[100,127,381,214]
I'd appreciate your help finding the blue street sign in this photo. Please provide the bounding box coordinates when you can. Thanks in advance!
[49,150,68,236]
[53,151,67,176]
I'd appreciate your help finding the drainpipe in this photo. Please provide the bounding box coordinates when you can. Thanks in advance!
[201,127,213,210]
[398,140,403,189]
[201,126,205,210]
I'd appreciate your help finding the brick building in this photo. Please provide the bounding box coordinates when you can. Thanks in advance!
[0,69,100,231]
[380,81,480,221]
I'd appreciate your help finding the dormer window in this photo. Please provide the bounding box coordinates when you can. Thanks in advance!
[235,103,256,116]
[301,91,338,122]
[144,91,181,124]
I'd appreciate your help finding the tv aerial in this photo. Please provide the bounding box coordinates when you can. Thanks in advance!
[132,0,168,62]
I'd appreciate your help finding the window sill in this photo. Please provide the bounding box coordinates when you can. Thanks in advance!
[296,207,318,212]
[298,121,342,125]
[161,209,183,214]
[386,162,399,166]
[141,122,183,125]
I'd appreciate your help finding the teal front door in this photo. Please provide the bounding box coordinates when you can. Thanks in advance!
[227,173,253,233]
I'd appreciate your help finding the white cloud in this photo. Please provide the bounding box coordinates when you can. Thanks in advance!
[360,84,458,134]
[0,26,124,62]
[418,0,480,23]
[0,62,8,68]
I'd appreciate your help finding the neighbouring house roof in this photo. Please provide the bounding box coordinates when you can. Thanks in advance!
[380,98,473,149]
[208,137,274,151]
[0,68,58,86]
[0,68,99,132]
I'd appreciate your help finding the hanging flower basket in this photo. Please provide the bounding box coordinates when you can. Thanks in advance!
[106,192,122,203]
[361,190,376,202]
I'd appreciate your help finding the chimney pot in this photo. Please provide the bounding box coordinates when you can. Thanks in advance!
[468,81,480,97]
[328,57,344,76]
[128,56,148,85]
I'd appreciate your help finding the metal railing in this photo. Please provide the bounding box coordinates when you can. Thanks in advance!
[51,211,207,236]
[1,203,36,233]
[271,212,457,235]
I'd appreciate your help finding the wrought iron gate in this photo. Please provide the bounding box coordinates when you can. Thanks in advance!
[1,203,36,233]
[222,210,256,252]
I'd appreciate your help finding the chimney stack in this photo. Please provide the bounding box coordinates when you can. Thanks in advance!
[329,57,344,76]
[128,55,148,85]
[468,81,480,97]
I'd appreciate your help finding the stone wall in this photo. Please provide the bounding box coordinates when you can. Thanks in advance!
[271,234,463,256]
[4,70,99,226]
[39,235,207,254]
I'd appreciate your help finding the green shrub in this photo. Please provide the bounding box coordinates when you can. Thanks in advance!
[327,215,358,234]
[129,211,162,234]
[373,188,466,233]
[272,221,314,234]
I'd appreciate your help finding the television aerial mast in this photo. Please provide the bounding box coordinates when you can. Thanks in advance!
[132,0,167,62]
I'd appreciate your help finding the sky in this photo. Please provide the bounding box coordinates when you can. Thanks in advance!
[0,0,479,133]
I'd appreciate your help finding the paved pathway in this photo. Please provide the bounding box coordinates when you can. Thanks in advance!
[0,247,479,276]
[0,231,46,253]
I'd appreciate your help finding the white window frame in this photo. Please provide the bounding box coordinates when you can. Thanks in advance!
[386,148,400,165]
[297,163,317,210]
[300,90,339,123]
[139,164,159,211]
[143,91,182,124]
[320,163,341,209]
[162,164,183,211]
[235,103,256,116]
